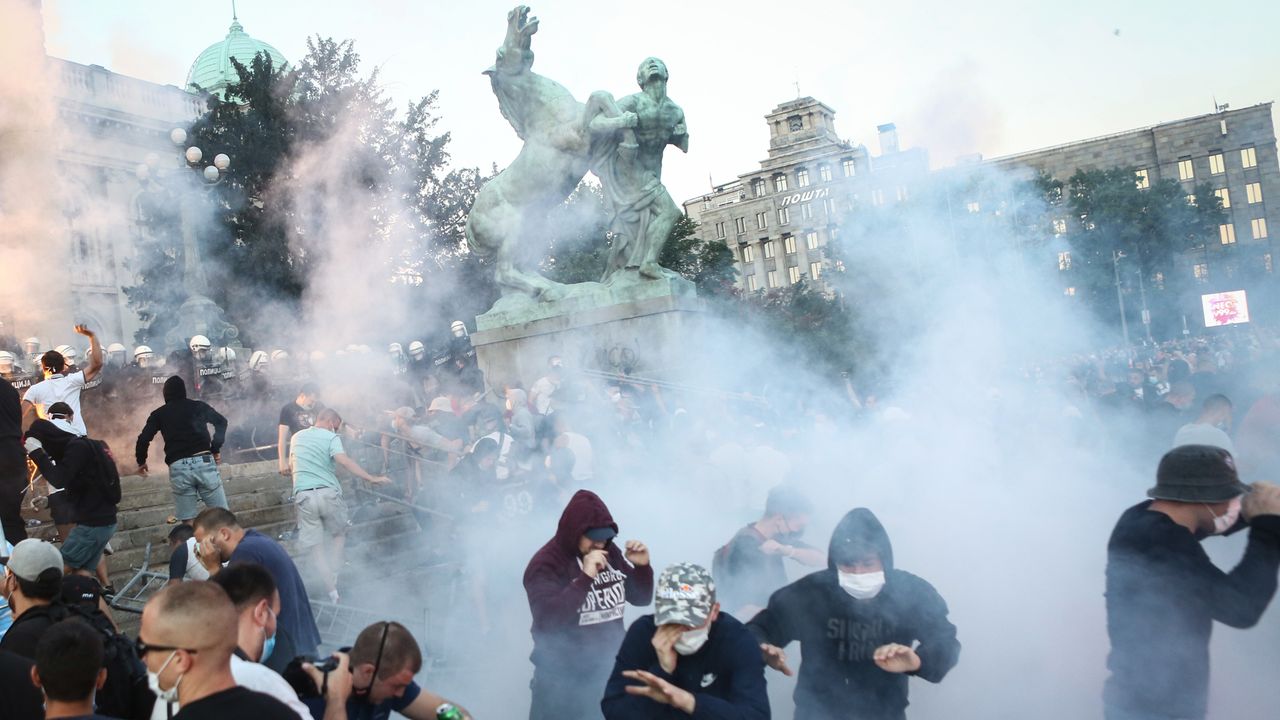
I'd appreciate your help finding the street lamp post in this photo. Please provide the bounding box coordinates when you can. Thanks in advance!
[133,128,239,350]
[1113,249,1131,348]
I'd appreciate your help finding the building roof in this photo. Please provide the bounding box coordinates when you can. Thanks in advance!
[185,13,286,99]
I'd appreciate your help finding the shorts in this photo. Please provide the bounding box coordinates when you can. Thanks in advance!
[49,490,76,526]
[295,486,348,548]
[62,523,116,570]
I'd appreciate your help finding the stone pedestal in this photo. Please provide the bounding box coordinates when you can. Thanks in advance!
[472,276,705,388]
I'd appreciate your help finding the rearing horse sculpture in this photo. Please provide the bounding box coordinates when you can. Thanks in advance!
[465,6,635,302]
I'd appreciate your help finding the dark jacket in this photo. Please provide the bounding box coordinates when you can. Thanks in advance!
[0,603,59,658]
[135,376,227,465]
[25,420,117,527]
[523,490,655,670]
[1104,501,1280,718]
[602,612,770,720]
[0,377,21,443]
[748,508,960,720]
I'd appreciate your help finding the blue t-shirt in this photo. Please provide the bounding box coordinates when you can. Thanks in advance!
[303,680,421,720]
[230,529,322,656]
[290,427,344,493]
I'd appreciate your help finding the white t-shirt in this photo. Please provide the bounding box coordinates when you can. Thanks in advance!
[560,431,594,483]
[530,375,559,415]
[23,371,88,434]
[150,655,310,720]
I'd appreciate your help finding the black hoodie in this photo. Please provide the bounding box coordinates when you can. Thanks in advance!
[748,508,960,720]
[25,419,118,527]
[135,376,227,465]
[523,490,655,670]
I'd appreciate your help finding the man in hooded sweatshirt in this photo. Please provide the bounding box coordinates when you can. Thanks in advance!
[523,489,654,720]
[135,375,230,523]
[748,508,960,720]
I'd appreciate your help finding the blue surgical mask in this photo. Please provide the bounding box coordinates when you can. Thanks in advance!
[261,629,277,663]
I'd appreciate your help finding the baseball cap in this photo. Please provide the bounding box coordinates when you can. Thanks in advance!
[1148,445,1252,503]
[654,563,715,628]
[60,574,102,609]
[584,526,617,543]
[0,539,65,582]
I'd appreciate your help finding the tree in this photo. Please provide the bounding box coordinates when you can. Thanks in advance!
[1061,168,1224,338]
[658,215,738,298]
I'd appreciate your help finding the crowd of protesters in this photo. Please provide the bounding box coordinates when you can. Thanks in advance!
[2,317,1280,719]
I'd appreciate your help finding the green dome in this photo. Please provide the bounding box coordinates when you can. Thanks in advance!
[186,16,286,98]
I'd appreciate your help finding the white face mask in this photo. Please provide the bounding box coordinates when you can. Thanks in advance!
[674,625,710,656]
[1206,496,1243,535]
[50,417,82,436]
[838,570,886,600]
[146,651,183,703]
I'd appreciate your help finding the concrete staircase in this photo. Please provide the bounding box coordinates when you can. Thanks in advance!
[23,459,445,636]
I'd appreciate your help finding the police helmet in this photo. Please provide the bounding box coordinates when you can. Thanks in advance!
[271,349,290,363]
[0,351,14,372]
[450,320,468,338]
[23,337,40,354]
[55,344,78,364]
[134,345,155,368]
[190,335,212,359]
[249,350,269,371]
[408,340,426,360]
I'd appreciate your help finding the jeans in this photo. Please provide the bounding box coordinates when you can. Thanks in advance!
[169,454,228,521]
[0,444,28,546]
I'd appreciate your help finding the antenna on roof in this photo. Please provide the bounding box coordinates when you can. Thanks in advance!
[232,0,238,21]
[794,80,801,99]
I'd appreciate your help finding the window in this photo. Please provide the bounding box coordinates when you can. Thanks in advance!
[747,275,758,291]
[819,165,832,183]
[1245,182,1263,204]
[1064,287,1076,297]
[1209,153,1225,175]
[735,217,747,234]
[1265,253,1274,273]
[784,235,797,254]
[752,178,766,197]
[1194,263,1209,281]
[797,169,810,187]
[1053,218,1067,235]
[1135,169,1150,189]
[766,270,779,288]
[966,201,980,214]
[777,207,790,225]
[800,203,813,220]
[1214,188,1231,209]
[1057,251,1072,271]
[774,174,789,193]
[809,261,822,280]
[1177,158,1194,181]
[842,158,855,177]
[872,189,885,206]
[806,231,819,250]
[1252,217,1268,239]
[763,240,776,258]
[788,266,801,284]
[715,222,726,239]
[824,198,837,216]
[1241,147,1258,169]
[1220,223,1236,244]
[756,212,768,229]
[742,245,754,263]
[1153,271,1165,290]
[830,226,840,241]
[1186,194,1197,206]
[896,186,909,202]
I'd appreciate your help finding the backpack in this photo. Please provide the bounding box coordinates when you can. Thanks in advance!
[70,436,122,505]
[50,603,156,720]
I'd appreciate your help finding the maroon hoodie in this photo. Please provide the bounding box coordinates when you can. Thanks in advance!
[523,490,654,669]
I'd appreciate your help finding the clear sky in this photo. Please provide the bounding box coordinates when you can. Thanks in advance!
[42,0,1280,204]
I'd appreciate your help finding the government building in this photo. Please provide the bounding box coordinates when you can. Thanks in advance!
[5,6,285,352]
[682,97,928,292]
[685,98,1279,311]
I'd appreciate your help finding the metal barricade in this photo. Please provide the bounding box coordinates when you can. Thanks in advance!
[108,543,169,614]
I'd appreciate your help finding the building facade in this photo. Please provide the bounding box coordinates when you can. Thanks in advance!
[682,97,928,293]
[988,103,1278,299]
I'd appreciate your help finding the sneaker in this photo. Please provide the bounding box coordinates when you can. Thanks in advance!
[101,584,117,598]
[166,515,178,524]
[328,589,341,604]
[103,542,115,556]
